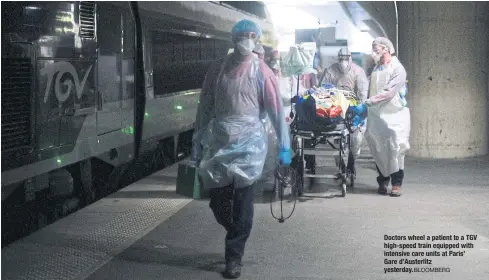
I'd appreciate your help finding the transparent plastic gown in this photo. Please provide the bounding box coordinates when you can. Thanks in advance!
[192,54,291,189]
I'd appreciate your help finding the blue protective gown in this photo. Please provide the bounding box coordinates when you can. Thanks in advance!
[192,53,291,189]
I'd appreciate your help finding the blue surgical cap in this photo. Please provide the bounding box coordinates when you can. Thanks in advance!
[231,19,262,41]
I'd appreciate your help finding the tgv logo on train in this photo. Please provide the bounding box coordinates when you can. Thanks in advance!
[41,61,92,104]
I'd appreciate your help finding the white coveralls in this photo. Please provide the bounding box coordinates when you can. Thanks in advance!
[364,56,411,177]
[318,61,369,157]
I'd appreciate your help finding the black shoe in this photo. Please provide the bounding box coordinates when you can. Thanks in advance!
[223,260,242,279]
[377,186,387,195]
[377,178,389,195]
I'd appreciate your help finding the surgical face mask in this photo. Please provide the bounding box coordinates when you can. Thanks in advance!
[371,52,382,63]
[339,60,350,72]
[236,39,256,56]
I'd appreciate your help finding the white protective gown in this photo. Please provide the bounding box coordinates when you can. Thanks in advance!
[364,56,411,177]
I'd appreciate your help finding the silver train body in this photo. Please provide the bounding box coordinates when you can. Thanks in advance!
[1,1,276,201]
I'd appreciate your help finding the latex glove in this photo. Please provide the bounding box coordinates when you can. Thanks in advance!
[279,148,291,166]
[354,103,367,115]
[352,115,362,127]
[364,99,373,106]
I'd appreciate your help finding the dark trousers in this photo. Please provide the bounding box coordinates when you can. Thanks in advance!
[376,165,404,186]
[209,183,255,263]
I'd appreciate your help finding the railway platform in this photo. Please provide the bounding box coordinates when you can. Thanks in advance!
[2,154,489,280]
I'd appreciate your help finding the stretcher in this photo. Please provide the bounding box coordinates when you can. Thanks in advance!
[289,88,359,197]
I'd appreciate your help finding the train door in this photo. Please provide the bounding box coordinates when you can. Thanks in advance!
[96,2,123,135]
[120,5,135,130]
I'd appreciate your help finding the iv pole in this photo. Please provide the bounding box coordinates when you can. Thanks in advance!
[394,1,399,54]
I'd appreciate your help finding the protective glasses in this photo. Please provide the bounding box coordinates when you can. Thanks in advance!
[338,55,351,61]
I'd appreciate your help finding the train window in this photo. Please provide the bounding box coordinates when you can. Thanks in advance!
[97,3,122,104]
[184,39,200,62]
[152,30,231,96]
[201,40,216,59]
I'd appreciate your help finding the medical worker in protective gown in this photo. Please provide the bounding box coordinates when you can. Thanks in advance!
[312,47,369,173]
[318,47,369,102]
[364,37,410,197]
[190,19,291,278]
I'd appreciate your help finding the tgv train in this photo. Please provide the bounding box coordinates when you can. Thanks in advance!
[1,1,276,205]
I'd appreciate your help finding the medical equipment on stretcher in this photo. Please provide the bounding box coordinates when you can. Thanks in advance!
[289,86,363,198]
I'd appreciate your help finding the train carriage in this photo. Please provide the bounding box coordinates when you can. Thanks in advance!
[1,0,276,243]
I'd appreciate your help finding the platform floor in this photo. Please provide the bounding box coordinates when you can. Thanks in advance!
[2,153,489,280]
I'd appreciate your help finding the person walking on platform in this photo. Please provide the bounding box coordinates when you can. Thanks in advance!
[363,37,411,197]
[190,19,291,279]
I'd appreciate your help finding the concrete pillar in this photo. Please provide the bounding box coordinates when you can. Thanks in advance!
[398,1,489,158]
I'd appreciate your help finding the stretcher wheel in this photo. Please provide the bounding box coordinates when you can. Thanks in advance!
[346,149,355,189]
[341,183,347,197]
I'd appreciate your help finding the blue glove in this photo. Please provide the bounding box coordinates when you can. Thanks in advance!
[354,103,367,115]
[321,83,334,89]
[399,94,408,107]
[352,115,362,127]
[279,148,291,166]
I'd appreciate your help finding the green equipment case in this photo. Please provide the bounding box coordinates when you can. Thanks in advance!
[176,163,208,199]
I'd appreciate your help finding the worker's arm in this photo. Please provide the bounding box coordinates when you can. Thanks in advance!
[369,66,407,105]
[261,72,291,154]
[191,61,220,163]
[309,73,319,88]
[355,67,369,103]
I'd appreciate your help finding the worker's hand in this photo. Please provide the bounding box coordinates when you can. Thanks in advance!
[279,148,291,166]
[364,99,373,106]
[354,103,367,115]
